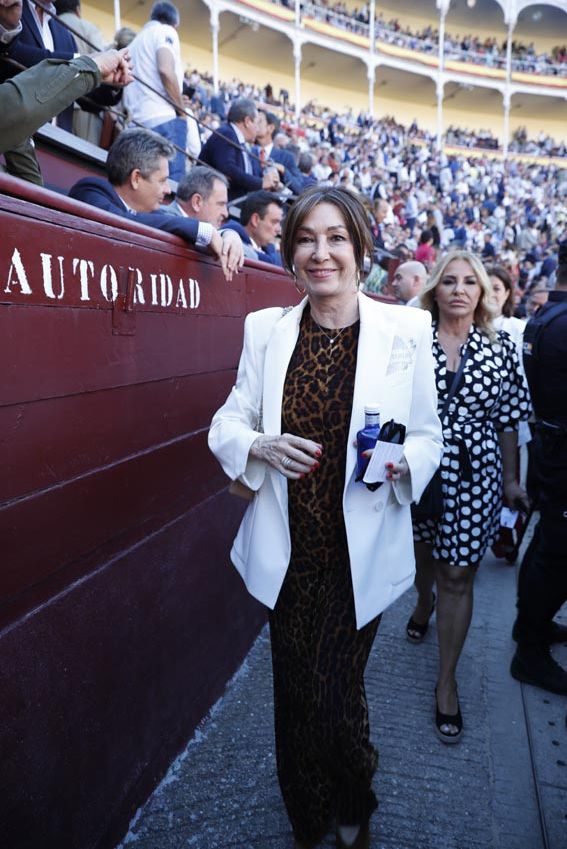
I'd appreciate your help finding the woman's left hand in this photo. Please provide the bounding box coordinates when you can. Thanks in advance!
[503,480,530,513]
[385,457,409,482]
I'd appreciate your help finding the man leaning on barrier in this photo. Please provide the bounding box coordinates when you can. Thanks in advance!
[164,165,244,276]
[69,129,244,283]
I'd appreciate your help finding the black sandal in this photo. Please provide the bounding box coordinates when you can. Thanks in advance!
[406,591,436,643]
[434,686,463,744]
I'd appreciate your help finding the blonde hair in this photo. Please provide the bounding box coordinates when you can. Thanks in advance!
[420,250,497,341]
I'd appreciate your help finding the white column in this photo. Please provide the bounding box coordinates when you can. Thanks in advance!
[503,19,514,160]
[502,90,511,160]
[113,0,121,32]
[436,80,445,152]
[295,0,300,28]
[368,0,375,116]
[367,66,375,117]
[211,5,220,95]
[436,5,447,152]
[294,41,302,122]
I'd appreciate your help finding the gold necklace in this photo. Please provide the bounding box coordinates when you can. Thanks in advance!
[310,314,348,350]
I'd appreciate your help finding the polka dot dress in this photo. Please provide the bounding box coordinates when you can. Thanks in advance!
[413,323,531,568]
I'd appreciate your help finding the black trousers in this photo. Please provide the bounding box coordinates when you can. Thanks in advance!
[517,430,567,647]
[516,507,567,648]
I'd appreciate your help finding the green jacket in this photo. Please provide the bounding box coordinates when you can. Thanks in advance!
[1,55,102,185]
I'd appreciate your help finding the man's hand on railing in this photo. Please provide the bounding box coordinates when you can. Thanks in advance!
[208,229,245,283]
[262,167,280,191]
[92,48,134,87]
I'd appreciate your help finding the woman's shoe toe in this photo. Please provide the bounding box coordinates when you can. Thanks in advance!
[336,821,370,849]
[406,592,436,643]
[434,686,463,744]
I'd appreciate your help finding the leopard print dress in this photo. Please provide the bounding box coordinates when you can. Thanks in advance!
[269,307,380,845]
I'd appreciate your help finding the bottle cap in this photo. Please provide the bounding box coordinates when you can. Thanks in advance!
[364,404,380,415]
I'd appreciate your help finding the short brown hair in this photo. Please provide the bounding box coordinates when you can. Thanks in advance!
[485,264,514,318]
[280,186,374,277]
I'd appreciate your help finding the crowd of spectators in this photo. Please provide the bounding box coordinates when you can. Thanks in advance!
[174,59,566,316]
[276,0,567,77]
[184,69,566,161]
[1,0,565,308]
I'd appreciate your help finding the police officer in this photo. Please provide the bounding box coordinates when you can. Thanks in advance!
[510,243,567,694]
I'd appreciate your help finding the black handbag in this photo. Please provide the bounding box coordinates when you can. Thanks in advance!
[411,349,469,523]
[411,468,443,522]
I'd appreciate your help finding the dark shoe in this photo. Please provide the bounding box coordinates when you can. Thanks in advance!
[406,591,436,643]
[434,686,463,744]
[512,619,567,645]
[510,648,567,695]
[294,837,319,849]
[336,820,369,849]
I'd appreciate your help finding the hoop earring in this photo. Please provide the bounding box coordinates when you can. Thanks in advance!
[355,271,361,291]
[293,275,306,296]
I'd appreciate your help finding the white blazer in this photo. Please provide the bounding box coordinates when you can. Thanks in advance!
[209,292,443,628]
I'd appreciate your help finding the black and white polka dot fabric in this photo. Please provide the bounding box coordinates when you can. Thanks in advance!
[414,323,531,568]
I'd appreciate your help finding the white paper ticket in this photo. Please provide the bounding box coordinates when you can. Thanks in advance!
[363,441,405,484]
[500,507,519,529]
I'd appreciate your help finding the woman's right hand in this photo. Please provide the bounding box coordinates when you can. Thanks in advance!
[250,433,323,479]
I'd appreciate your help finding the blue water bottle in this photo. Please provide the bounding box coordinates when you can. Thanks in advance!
[356,404,381,481]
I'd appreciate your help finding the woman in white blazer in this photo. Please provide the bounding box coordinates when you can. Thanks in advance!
[209,188,442,849]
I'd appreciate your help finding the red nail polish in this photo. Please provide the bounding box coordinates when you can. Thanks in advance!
[315,449,322,458]
[387,473,392,480]
[386,463,394,469]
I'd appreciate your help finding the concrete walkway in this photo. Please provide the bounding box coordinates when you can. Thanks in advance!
[119,523,567,849]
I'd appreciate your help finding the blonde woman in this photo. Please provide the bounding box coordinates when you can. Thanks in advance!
[407,251,530,743]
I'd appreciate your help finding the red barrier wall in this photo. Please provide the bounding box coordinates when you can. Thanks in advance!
[0,175,299,849]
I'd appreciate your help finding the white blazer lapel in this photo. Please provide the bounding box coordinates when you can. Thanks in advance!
[345,294,395,485]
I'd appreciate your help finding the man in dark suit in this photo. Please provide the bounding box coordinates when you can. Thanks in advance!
[222,190,283,267]
[6,0,121,133]
[254,110,303,195]
[163,166,243,271]
[199,97,279,201]
[69,128,242,282]
[297,152,318,193]
[6,0,78,130]
[0,0,132,184]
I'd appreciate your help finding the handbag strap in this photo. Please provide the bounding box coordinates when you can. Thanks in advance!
[440,347,469,424]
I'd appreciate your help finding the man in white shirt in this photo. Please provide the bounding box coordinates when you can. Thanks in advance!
[122,1,187,182]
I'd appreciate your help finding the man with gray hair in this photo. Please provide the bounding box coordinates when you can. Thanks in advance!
[391,260,427,306]
[199,98,280,201]
[122,1,187,182]
[69,129,242,282]
[165,166,244,270]
[170,166,228,227]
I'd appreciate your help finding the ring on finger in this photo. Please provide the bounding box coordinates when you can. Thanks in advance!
[282,456,292,469]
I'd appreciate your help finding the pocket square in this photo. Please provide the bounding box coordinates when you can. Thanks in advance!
[386,335,416,376]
